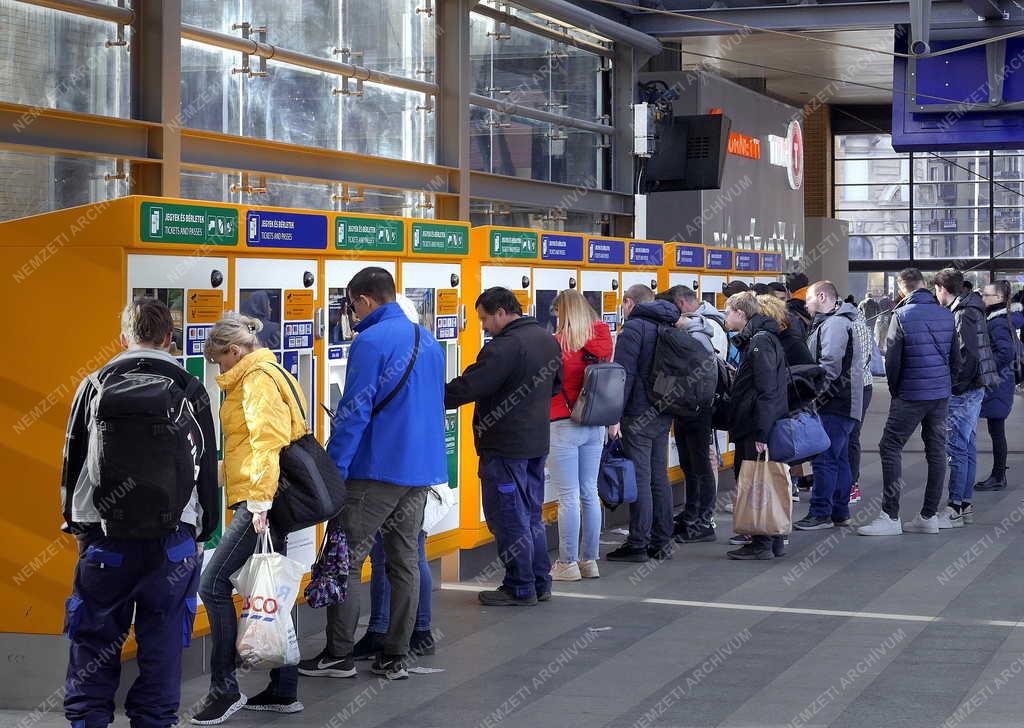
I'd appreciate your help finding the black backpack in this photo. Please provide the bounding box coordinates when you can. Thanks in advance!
[88,360,202,539]
[646,325,718,418]
[710,357,735,431]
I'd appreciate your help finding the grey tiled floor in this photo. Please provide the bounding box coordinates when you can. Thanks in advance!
[8,388,1024,727]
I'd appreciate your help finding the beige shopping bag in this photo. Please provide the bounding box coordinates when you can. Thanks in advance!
[733,451,793,535]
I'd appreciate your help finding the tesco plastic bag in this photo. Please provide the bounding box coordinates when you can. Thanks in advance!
[229,530,305,669]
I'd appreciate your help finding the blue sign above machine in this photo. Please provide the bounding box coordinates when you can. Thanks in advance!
[735,251,759,272]
[629,241,664,267]
[245,210,328,249]
[540,233,584,262]
[435,315,459,341]
[761,252,783,272]
[587,238,626,265]
[706,248,734,271]
[186,325,211,357]
[675,245,704,269]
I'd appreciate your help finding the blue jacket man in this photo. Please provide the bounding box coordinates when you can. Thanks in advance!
[606,288,680,563]
[302,267,445,681]
[858,269,961,538]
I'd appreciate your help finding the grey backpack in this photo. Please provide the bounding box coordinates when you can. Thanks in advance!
[570,360,626,427]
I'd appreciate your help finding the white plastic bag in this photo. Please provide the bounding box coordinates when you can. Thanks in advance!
[422,484,456,533]
[229,530,306,669]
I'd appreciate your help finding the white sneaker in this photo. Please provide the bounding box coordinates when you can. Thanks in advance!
[857,513,903,536]
[551,561,581,581]
[904,514,940,534]
[578,560,600,579]
[936,506,963,529]
[961,503,975,524]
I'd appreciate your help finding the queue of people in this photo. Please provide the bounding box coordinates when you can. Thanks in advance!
[58,265,1023,728]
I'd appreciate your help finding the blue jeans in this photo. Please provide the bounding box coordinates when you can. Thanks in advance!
[368,529,431,633]
[548,420,605,563]
[64,524,200,728]
[947,387,985,504]
[809,413,857,521]
[479,453,551,599]
[198,508,298,699]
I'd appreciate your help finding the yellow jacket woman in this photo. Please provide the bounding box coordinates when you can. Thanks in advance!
[217,347,309,510]
[195,312,309,721]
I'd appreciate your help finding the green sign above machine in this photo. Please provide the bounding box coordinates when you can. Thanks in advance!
[489,229,538,259]
[334,215,404,252]
[411,222,469,255]
[445,411,459,489]
[140,202,238,245]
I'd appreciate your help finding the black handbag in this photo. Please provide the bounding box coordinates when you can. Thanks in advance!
[264,364,347,533]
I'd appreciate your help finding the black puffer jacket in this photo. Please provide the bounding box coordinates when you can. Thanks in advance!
[950,291,999,395]
[728,314,789,443]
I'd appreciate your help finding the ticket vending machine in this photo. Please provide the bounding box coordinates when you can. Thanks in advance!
[621,238,666,299]
[403,217,471,543]
[702,246,735,311]
[582,235,630,338]
[126,250,229,550]
[758,250,784,284]
[732,250,760,288]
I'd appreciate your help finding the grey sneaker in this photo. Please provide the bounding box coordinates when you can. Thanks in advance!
[371,655,409,681]
[904,514,939,534]
[961,503,976,524]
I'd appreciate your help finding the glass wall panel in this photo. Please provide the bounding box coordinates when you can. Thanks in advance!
[470,199,607,233]
[834,185,909,208]
[0,150,128,222]
[913,207,989,235]
[0,1,129,117]
[181,170,434,217]
[913,153,990,183]
[913,234,990,259]
[914,181,990,208]
[834,134,904,159]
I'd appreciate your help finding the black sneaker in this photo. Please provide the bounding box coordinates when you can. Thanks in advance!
[680,524,716,543]
[605,544,649,562]
[727,544,774,560]
[797,475,813,490]
[648,543,674,560]
[772,537,787,558]
[353,631,385,661]
[371,655,409,680]
[242,688,303,714]
[190,693,247,725]
[728,534,751,546]
[410,629,436,656]
[297,649,356,678]
[794,514,834,531]
[478,585,538,606]
[833,518,852,527]
[537,590,552,602]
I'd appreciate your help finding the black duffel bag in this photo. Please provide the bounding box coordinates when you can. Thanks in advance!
[263,363,347,533]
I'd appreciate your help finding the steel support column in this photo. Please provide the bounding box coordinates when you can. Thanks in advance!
[131,0,182,196]
[611,42,637,235]
[436,0,473,220]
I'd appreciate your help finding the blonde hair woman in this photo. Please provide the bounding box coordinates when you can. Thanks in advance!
[192,312,309,724]
[547,290,613,581]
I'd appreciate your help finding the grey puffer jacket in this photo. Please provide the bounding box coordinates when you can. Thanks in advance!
[696,301,729,359]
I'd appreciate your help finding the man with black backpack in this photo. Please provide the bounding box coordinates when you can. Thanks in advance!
[607,285,716,562]
[658,286,720,544]
[60,297,219,728]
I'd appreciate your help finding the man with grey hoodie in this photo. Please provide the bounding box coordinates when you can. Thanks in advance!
[658,286,721,543]
[794,281,866,531]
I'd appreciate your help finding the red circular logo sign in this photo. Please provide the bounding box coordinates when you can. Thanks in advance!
[786,120,804,191]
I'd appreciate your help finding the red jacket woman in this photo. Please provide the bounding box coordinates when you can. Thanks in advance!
[550,319,613,421]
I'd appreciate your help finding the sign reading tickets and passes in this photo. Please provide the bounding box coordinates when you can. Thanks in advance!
[335,215,404,252]
[629,241,664,267]
[761,252,783,272]
[587,238,626,265]
[540,233,584,262]
[245,210,328,249]
[141,202,237,245]
[735,251,759,272]
[411,221,469,255]
[675,244,705,269]
[706,248,734,271]
[490,229,538,259]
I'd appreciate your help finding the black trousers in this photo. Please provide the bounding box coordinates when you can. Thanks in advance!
[879,397,948,520]
[674,413,717,527]
[848,385,873,484]
[987,417,1008,475]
